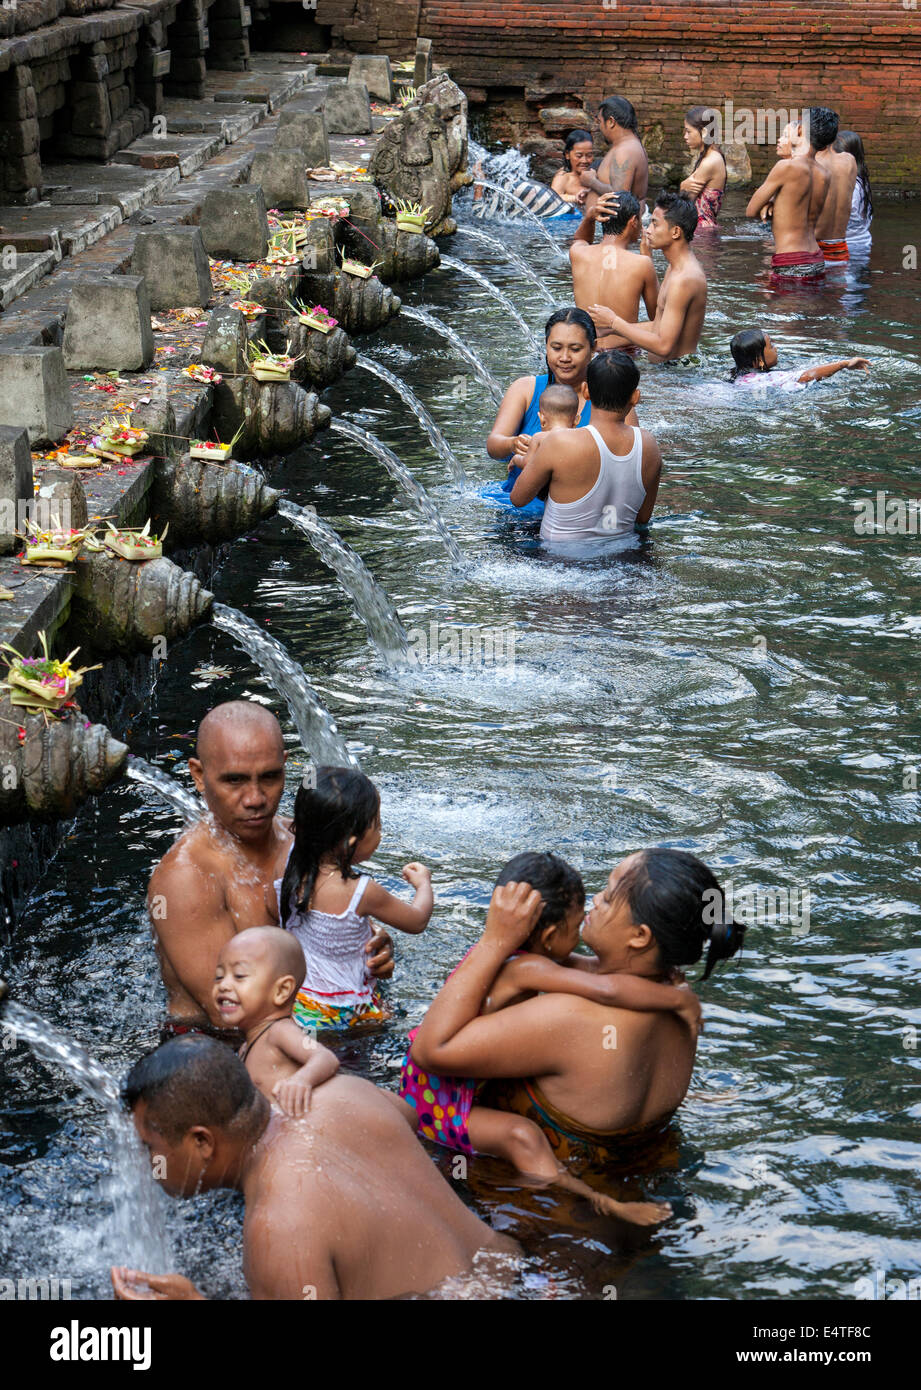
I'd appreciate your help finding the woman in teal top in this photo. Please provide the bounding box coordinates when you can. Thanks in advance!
[484,307,595,517]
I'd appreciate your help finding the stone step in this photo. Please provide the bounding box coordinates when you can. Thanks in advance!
[0,249,60,313]
[112,133,225,178]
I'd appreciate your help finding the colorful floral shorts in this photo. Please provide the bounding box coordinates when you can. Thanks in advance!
[398,1026,481,1155]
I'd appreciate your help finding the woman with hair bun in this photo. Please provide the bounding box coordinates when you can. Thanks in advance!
[411,848,744,1171]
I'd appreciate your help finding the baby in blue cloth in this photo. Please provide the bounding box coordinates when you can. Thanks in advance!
[502,382,580,498]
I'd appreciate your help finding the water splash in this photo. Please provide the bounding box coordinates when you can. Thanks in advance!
[126,756,204,823]
[355,355,466,486]
[2,1000,171,1275]
[459,225,556,306]
[212,603,358,766]
[438,255,544,359]
[460,178,569,263]
[278,499,409,665]
[329,418,463,565]
[399,306,504,403]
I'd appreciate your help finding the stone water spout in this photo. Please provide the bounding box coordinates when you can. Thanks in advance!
[283,322,357,390]
[0,699,128,825]
[71,552,214,657]
[152,455,280,548]
[212,378,332,459]
[299,269,401,336]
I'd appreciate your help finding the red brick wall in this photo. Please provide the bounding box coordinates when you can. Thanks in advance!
[317,0,921,191]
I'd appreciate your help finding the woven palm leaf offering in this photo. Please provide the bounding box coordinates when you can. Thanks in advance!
[337,246,381,280]
[189,421,245,462]
[103,518,169,562]
[308,197,350,222]
[228,299,267,321]
[286,299,338,334]
[247,339,302,383]
[20,521,96,566]
[89,415,149,462]
[266,229,302,266]
[0,631,100,714]
[394,199,431,234]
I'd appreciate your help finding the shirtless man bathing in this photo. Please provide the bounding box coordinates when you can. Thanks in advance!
[112,1031,518,1299]
[813,107,857,268]
[587,192,707,365]
[746,106,834,284]
[579,95,648,216]
[148,700,393,1037]
[570,190,658,351]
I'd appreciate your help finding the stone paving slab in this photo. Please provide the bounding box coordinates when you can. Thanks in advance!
[41,161,182,218]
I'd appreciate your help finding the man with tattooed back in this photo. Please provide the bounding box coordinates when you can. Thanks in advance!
[580,95,649,216]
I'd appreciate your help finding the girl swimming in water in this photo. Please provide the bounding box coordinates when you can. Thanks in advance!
[278,767,433,1032]
[728,328,870,389]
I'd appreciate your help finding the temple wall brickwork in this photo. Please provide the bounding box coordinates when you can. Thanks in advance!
[317,0,921,191]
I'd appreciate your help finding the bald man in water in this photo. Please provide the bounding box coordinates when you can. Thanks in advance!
[148,701,393,1036]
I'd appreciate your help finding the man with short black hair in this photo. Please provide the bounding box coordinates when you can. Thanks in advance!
[812,107,857,266]
[745,109,831,283]
[510,349,662,544]
[111,1036,515,1300]
[587,192,707,364]
[570,189,659,350]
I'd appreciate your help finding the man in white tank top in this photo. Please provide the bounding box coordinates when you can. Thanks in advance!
[510,349,662,545]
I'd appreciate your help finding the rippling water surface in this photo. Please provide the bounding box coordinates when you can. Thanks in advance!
[2,192,920,1300]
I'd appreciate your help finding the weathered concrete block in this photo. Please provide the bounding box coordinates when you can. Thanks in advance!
[349,54,392,102]
[31,466,89,534]
[414,37,432,88]
[62,275,155,372]
[250,149,310,211]
[345,184,381,231]
[323,81,371,136]
[201,304,249,374]
[275,110,329,168]
[200,184,268,262]
[0,426,34,554]
[131,226,213,310]
[0,347,74,446]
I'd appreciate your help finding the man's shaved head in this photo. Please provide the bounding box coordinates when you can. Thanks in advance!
[196,701,284,765]
[222,926,306,993]
[189,701,287,842]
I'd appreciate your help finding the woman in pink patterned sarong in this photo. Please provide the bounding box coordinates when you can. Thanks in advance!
[680,106,727,229]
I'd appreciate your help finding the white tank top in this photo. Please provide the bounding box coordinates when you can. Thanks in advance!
[540,424,647,543]
[274,872,374,1004]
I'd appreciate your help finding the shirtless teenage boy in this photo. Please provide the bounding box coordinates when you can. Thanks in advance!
[587,192,707,364]
[813,107,857,266]
[570,190,658,351]
[746,108,832,283]
[112,1035,516,1300]
[148,701,393,1036]
[580,95,648,216]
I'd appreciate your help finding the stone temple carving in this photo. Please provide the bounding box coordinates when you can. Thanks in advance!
[370,104,455,237]
[415,73,471,195]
